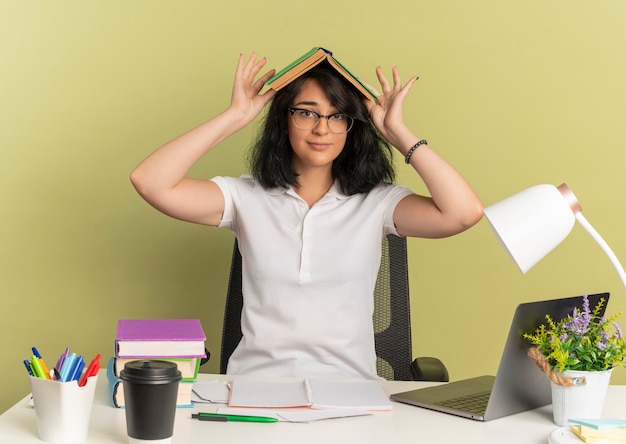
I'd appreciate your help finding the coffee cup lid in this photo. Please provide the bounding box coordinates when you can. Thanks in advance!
[120,360,182,383]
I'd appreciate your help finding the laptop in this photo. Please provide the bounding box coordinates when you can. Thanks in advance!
[390,292,610,421]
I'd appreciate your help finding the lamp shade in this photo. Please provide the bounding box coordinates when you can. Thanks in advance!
[483,184,578,273]
[484,183,626,288]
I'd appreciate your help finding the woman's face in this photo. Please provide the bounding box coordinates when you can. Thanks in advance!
[287,79,348,174]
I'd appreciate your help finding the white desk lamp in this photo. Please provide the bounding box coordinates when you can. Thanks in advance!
[483,183,626,288]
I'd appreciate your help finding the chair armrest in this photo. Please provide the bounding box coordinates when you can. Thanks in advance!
[410,357,449,382]
[200,349,211,366]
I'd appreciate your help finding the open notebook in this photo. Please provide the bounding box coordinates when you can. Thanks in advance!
[228,377,392,411]
[391,293,610,421]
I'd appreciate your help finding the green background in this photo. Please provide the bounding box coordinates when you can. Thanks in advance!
[2,1,625,413]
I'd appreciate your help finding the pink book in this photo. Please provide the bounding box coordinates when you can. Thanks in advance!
[115,319,206,358]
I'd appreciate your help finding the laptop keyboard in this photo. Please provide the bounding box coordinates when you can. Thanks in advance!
[435,391,491,415]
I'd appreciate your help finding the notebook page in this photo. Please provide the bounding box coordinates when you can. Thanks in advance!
[191,380,230,403]
[307,379,393,411]
[228,378,311,408]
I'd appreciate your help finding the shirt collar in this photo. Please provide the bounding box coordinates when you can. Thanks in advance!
[265,179,350,201]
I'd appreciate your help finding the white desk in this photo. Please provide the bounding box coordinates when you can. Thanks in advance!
[1,371,624,444]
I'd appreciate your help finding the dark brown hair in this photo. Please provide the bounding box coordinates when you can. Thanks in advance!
[248,62,395,195]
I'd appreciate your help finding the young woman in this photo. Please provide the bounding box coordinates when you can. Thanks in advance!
[131,53,483,380]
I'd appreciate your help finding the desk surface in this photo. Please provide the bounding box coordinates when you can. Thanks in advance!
[2,371,624,444]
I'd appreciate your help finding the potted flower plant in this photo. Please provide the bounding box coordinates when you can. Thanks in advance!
[524,295,626,426]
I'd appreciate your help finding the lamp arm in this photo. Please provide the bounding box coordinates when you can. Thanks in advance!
[575,212,626,288]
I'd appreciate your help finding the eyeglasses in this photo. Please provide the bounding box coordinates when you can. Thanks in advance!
[287,108,354,134]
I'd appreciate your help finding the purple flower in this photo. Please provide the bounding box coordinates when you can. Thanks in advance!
[614,322,623,339]
[582,294,590,315]
[563,294,592,335]
[564,309,590,335]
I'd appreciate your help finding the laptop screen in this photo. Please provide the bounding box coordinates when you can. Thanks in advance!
[391,292,610,421]
[485,292,610,420]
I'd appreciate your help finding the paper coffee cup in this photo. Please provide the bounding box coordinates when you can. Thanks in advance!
[120,360,182,443]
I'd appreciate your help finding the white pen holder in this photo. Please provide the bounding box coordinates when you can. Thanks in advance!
[29,374,98,444]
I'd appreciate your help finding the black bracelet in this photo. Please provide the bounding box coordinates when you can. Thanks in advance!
[404,139,428,164]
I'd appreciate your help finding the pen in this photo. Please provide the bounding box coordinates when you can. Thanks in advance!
[191,413,278,423]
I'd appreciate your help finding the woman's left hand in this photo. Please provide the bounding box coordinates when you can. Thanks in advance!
[365,66,418,148]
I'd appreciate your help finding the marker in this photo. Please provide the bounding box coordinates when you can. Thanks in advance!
[59,353,77,382]
[23,360,34,377]
[78,353,101,387]
[30,356,47,379]
[55,348,70,374]
[191,413,278,423]
[68,355,85,382]
[32,347,51,380]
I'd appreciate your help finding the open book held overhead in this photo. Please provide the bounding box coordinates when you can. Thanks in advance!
[266,47,378,101]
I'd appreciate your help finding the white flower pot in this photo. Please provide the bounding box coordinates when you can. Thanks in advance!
[551,368,613,426]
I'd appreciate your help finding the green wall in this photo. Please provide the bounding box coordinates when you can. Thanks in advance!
[2,1,625,413]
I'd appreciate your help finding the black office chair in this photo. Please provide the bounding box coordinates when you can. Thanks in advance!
[219,234,449,382]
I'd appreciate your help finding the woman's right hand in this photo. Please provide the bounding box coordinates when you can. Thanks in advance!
[130,52,276,227]
[228,53,276,128]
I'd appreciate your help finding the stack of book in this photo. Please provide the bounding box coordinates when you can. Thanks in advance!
[106,318,207,408]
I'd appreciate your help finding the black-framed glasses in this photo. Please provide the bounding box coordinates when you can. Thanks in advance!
[287,107,354,134]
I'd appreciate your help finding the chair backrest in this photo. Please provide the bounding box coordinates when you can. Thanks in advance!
[219,234,414,381]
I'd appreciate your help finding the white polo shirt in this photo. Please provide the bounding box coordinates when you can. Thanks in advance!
[211,175,414,380]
